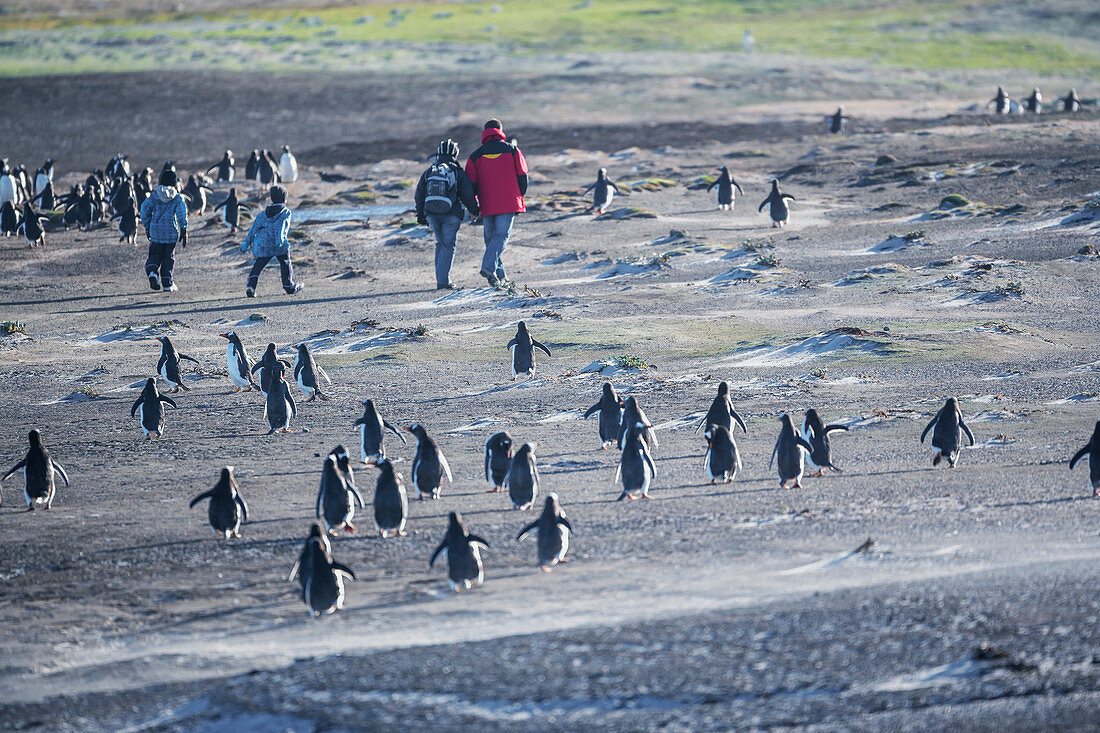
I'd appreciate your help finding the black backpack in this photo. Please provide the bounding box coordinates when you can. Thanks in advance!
[423,161,458,215]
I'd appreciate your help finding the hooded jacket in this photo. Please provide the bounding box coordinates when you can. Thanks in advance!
[464,128,528,217]
[242,203,292,258]
[414,155,479,221]
[139,185,188,244]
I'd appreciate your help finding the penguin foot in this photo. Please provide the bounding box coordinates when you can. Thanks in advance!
[398,529,407,536]
[559,557,569,563]
[541,566,552,573]
[792,481,802,489]
[487,487,501,493]
[344,523,355,532]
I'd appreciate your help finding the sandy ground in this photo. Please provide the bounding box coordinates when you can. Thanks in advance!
[1,71,1100,730]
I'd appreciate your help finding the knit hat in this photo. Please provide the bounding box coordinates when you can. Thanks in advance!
[270,185,288,204]
[158,169,178,187]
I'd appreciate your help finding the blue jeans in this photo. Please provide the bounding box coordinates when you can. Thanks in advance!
[481,213,515,282]
[145,241,176,286]
[247,254,295,292]
[427,213,462,287]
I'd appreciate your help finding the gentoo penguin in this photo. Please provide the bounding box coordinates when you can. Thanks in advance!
[406,423,453,500]
[507,321,552,380]
[34,159,53,197]
[259,150,281,185]
[989,86,1011,115]
[742,28,754,54]
[1059,88,1081,112]
[17,202,48,248]
[31,179,55,211]
[0,201,20,236]
[584,382,623,449]
[1024,87,1042,114]
[63,187,94,230]
[245,150,261,183]
[583,168,619,214]
[800,409,849,477]
[279,145,298,183]
[696,381,748,436]
[617,396,658,452]
[316,450,365,534]
[182,174,213,215]
[251,343,290,397]
[516,493,574,572]
[920,397,975,468]
[484,430,513,491]
[264,361,296,434]
[373,458,408,537]
[332,444,358,490]
[111,198,138,244]
[1,429,69,511]
[707,166,744,210]
[770,414,814,488]
[156,335,199,393]
[207,150,235,182]
[354,399,405,464]
[703,424,742,484]
[1070,421,1100,496]
[293,343,330,401]
[130,378,177,439]
[505,442,540,510]
[758,179,795,228]
[213,188,248,234]
[189,466,249,538]
[0,166,21,208]
[106,153,130,180]
[288,523,331,602]
[218,331,255,392]
[827,106,851,134]
[429,511,490,592]
[295,528,355,617]
[616,420,657,501]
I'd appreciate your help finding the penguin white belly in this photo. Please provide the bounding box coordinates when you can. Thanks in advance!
[226,169,234,182]
[35,174,48,195]
[139,403,153,436]
[297,373,314,398]
[280,156,298,182]
[359,425,369,463]
[510,345,518,378]
[703,448,715,480]
[280,399,293,428]
[800,426,821,470]
[0,179,14,207]
[226,346,246,387]
[557,527,570,563]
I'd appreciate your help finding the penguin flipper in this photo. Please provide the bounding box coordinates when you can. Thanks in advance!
[348,483,366,509]
[558,516,575,533]
[315,485,324,519]
[769,439,779,469]
[1070,444,1089,470]
[429,541,446,568]
[250,362,263,375]
[287,559,301,582]
[384,420,406,443]
[179,353,200,364]
[51,462,70,488]
[783,194,796,201]
[733,180,744,197]
[189,490,214,508]
[438,451,453,483]
[920,417,937,443]
[796,437,814,454]
[236,494,249,522]
[160,396,178,409]
[317,365,331,385]
[516,521,538,542]
[156,352,168,373]
[960,420,975,446]
[613,462,622,486]
[731,410,748,434]
[287,388,297,419]
[506,338,517,349]
[532,339,552,358]
[130,396,144,417]
[1,458,26,481]
[825,424,849,435]
[583,403,600,419]
[484,449,491,483]
[758,199,768,213]
[331,561,356,580]
[643,447,657,477]
[468,534,490,549]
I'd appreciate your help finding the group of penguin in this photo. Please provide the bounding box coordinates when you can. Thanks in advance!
[0,145,299,248]
[989,86,1085,115]
[585,166,797,227]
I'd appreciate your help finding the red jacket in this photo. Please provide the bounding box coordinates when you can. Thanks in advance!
[464,128,528,216]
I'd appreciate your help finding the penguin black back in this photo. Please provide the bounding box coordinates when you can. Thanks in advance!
[584,382,623,448]
[507,321,552,379]
[516,493,574,571]
[483,430,513,491]
[1069,420,1100,496]
[2,429,69,510]
[430,511,490,592]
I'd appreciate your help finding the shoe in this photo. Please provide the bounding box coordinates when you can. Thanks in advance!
[285,283,303,295]
[245,287,255,298]
[163,283,178,292]
[148,274,161,291]
[437,282,457,290]
[479,269,498,287]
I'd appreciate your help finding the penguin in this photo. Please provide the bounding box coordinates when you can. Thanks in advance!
[0,200,21,237]
[251,343,290,397]
[827,106,851,134]
[617,396,658,452]
[34,159,53,197]
[130,378,177,439]
[189,466,249,538]
[707,166,744,210]
[373,458,408,537]
[106,153,130,180]
[182,174,213,215]
[0,166,21,208]
[245,150,261,182]
[1,429,69,511]
[354,399,405,464]
[218,331,255,392]
[616,421,657,501]
[695,381,748,436]
[108,178,135,216]
[162,160,178,176]
[295,529,355,617]
[293,343,330,402]
[207,150,235,182]
[507,321,552,379]
[316,450,365,534]
[31,179,55,211]
[279,145,298,183]
[111,197,138,244]
[516,493,574,572]
[703,424,742,484]
[583,167,619,214]
[287,523,331,602]
[259,150,281,185]
[63,187,94,230]
[16,202,48,248]
[213,188,249,234]
[155,335,199,393]
[583,382,623,449]
[332,443,358,489]
[483,430,513,491]
[989,86,1012,115]
[264,361,296,434]
[1059,88,1081,112]
[758,179,795,228]
[770,413,814,488]
[406,423,453,500]
[1024,87,1042,114]
[505,442,540,510]
[429,511,490,592]
[742,28,754,54]
[800,409,848,476]
[920,397,975,468]
[1069,421,1100,496]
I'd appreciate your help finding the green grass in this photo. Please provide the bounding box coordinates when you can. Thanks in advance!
[0,0,1095,77]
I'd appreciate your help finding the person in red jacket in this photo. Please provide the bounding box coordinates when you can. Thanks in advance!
[464,118,528,286]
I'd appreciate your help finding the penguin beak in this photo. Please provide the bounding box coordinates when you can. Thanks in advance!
[218,333,229,339]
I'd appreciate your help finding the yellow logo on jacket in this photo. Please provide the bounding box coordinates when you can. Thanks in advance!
[481,154,503,159]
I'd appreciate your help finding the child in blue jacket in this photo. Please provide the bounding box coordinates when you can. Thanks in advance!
[241,185,302,297]
[140,169,188,292]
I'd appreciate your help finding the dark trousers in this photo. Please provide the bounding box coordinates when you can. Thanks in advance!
[145,241,176,286]
[247,254,295,291]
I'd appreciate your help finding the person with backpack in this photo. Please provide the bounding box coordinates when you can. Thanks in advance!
[415,139,479,290]
[139,169,188,292]
[465,118,529,287]
[240,185,302,297]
